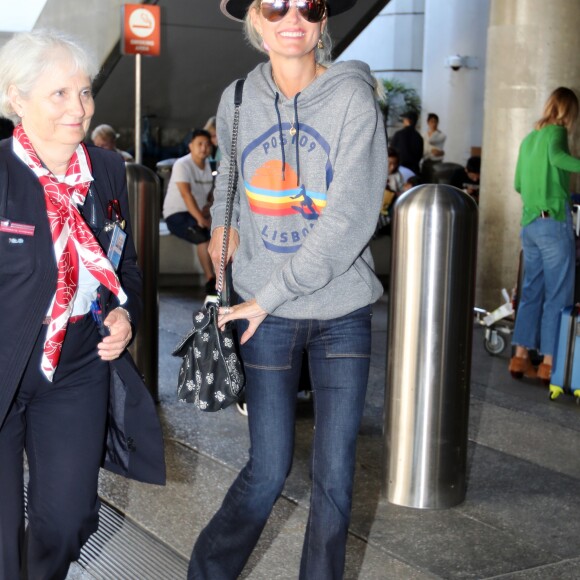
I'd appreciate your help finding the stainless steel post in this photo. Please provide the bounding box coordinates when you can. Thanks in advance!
[384,184,478,509]
[135,53,142,165]
[125,163,160,401]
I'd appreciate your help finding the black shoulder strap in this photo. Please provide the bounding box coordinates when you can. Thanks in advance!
[234,78,245,107]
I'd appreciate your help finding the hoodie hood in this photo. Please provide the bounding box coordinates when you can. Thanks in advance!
[251,59,378,108]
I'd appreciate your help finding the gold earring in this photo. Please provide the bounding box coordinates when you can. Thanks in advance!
[317,38,324,50]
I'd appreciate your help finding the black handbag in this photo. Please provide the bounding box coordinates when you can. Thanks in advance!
[172,79,245,412]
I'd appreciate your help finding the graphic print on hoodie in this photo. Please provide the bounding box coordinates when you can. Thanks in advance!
[241,119,332,254]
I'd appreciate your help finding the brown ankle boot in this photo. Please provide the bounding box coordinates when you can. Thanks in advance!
[509,356,537,379]
[537,362,552,382]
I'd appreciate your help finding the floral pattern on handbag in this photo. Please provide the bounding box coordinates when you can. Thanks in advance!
[172,302,244,411]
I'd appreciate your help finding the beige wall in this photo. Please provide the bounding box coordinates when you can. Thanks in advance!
[35,0,126,65]
[477,0,580,309]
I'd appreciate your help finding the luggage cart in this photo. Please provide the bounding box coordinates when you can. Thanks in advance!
[474,289,515,356]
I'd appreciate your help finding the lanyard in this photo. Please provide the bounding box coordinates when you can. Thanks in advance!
[107,199,126,230]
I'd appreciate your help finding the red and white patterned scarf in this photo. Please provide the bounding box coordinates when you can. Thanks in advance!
[12,124,127,381]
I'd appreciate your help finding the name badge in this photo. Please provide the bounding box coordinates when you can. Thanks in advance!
[0,219,35,236]
[107,223,127,271]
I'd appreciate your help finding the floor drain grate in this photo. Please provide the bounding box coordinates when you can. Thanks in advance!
[25,486,188,580]
[77,500,189,580]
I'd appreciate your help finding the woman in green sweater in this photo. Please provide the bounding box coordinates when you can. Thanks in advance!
[510,87,580,381]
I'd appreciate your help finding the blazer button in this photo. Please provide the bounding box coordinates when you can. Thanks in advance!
[127,436,136,452]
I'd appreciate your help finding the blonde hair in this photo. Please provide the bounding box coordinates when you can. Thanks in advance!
[535,87,579,131]
[203,116,217,132]
[0,29,98,124]
[243,0,333,65]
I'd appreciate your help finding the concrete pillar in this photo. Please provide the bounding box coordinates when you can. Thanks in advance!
[35,0,125,66]
[477,0,580,309]
[339,0,425,133]
[421,0,490,166]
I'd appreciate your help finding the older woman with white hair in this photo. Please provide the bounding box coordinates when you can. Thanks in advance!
[188,1,386,578]
[0,30,164,579]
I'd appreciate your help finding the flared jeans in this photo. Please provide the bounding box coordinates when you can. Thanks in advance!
[188,305,372,580]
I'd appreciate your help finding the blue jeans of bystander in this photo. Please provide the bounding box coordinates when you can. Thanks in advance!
[188,305,372,580]
[512,213,575,356]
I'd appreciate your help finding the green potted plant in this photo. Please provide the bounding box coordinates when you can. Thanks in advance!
[379,78,421,130]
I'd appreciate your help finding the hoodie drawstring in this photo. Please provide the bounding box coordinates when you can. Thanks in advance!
[274,92,286,182]
[293,94,301,187]
[273,90,302,187]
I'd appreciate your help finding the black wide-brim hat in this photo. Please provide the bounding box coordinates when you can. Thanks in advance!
[220,0,357,22]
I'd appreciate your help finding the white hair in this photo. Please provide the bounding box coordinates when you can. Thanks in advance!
[91,124,117,143]
[0,30,99,124]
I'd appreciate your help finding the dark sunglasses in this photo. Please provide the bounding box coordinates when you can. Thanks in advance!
[260,0,327,23]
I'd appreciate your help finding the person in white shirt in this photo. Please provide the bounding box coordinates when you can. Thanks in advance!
[421,113,446,182]
[387,146,415,197]
[376,147,415,236]
[162,129,216,293]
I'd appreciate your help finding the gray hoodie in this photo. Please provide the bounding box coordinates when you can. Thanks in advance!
[212,60,387,320]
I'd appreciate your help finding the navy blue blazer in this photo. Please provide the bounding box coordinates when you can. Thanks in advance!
[0,139,165,485]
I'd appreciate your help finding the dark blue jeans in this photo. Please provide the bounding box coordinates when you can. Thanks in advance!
[188,305,372,580]
[165,212,210,245]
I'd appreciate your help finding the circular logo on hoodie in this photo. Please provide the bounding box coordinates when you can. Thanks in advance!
[241,123,333,253]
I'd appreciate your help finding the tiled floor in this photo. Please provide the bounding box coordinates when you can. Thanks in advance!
[67,286,580,579]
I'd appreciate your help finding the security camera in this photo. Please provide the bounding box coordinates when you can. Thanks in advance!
[447,55,464,71]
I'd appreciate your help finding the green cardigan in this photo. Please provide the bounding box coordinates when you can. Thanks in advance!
[514,124,580,225]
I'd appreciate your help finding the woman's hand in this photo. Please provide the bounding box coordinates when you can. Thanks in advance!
[218,299,267,345]
[98,307,132,361]
[208,227,240,273]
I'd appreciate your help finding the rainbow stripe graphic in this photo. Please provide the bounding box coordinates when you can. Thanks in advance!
[245,160,326,217]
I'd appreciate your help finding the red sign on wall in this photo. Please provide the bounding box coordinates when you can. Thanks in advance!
[122,4,161,56]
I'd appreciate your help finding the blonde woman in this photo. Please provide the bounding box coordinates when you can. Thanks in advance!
[510,87,580,382]
[188,0,387,578]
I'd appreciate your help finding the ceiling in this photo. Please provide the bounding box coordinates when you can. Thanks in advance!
[91,0,389,148]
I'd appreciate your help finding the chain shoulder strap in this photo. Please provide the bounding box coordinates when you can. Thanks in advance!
[215,79,245,305]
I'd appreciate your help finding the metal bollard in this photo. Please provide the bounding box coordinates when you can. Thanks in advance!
[125,163,160,402]
[155,158,176,208]
[384,184,478,509]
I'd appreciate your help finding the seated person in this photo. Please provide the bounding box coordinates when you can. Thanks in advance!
[376,148,416,237]
[387,146,415,200]
[91,124,133,161]
[402,174,422,193]
[450,156,481,202]
[162,129,216,294]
